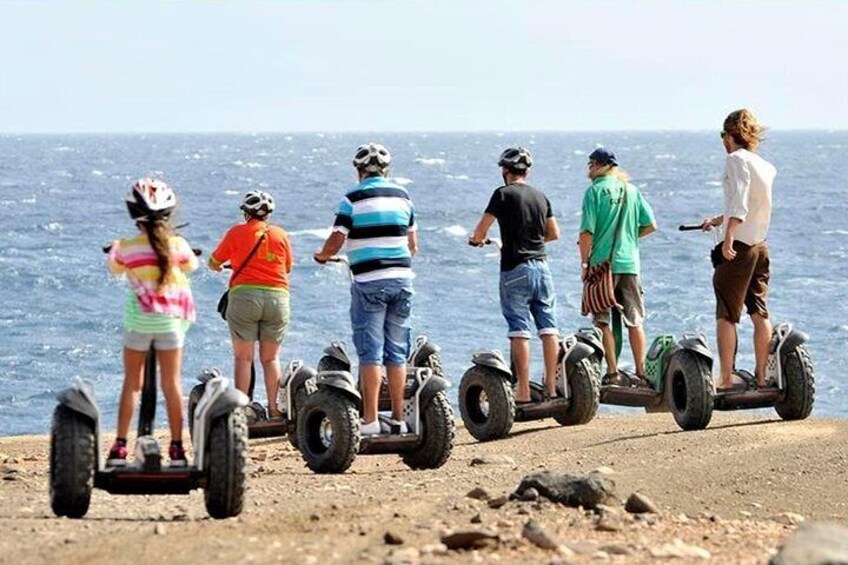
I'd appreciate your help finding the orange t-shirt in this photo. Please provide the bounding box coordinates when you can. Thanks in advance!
[211,219,293,290]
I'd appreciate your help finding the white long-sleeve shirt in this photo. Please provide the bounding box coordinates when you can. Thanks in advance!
[722,148,777,245]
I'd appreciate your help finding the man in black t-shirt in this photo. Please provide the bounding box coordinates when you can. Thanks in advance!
[469,147,561,403]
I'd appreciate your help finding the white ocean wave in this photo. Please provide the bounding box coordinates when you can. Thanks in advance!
[437,225,468,237]
[392,177,413,186]
[224,190,239,195]
[44,222,62,233]
[53,146,72,152]
[232,160,266,169]
[289,228,332,239]
[655,154,676,160]
[823,229,848,236]
[573,150,586,155]
[415,157,446,166]
[705,181,722,186]
[91,170,104,177]
[21,197,36,204]
[446,174,469,180]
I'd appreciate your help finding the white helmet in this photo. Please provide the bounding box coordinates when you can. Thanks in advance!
[497,146,533,171]
[352,143,392,173]
[240,190,275,218]
[125,178,176,222]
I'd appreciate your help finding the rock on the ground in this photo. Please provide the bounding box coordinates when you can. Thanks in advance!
[519,487,539,502]
[521,520,560,550]
[591,466,617,476]
[770,522,848,565]
[440,530,499,550]
[513,471,616,510]
[466,487,491,501]
[384,547,420,565]
[625,492,659,514]
[772,512,806,526]
[487,495,509,509]
[650,538,710,560]
[600,543,634,556]
[470,455,516,467]
[384,531,404,545]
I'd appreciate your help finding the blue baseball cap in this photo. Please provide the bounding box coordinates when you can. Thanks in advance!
[588,148,618,167]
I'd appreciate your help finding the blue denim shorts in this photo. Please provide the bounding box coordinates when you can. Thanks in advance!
[350,279,414,366]
[499,259,559,339]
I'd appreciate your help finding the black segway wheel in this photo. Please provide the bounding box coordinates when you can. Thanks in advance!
[401,391,455,470]
[553,357,601,426]
[458,366,514,441]
[286,385,311,450]
[204,408,248,519]
[666,350,714,431]
[49,405,95,519]
[775,345,815,421]
[187,383,206,442]
[297,389,360,474]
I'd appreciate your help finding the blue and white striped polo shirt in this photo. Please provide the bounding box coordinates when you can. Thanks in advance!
[333,176,416,283]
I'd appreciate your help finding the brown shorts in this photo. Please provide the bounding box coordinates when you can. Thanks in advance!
[713,241,770,324]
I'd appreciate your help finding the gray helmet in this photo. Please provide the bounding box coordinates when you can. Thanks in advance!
[352,143,392,173]
[497,146,533,171]
[240,190,275,218]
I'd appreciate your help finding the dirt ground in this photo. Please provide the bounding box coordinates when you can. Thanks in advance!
[1,412,847,564]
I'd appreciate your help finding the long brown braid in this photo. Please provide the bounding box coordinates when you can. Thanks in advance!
[140,220,173,289]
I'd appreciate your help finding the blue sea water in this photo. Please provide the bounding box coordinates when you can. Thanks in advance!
[1,132,846,436]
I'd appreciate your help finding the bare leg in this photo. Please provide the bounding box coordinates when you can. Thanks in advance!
[598,323,618,375]
[751,313,773,386]
[116,348,146,439]
[259,340,282,416]
[540,334,559,396]
[716,318,737,388]
[511,337,531,402]
[628,325,648,376]
[231,339,254,395]
[157,348,184,442]
[386,364,406,421]
[361,363,382,424]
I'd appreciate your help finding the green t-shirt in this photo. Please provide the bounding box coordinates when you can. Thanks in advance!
[579,176,656,275]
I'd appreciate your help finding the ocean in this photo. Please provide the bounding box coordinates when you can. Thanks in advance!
[1,131,845,436]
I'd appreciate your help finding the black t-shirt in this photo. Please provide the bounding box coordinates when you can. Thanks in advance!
[484,182,553,272]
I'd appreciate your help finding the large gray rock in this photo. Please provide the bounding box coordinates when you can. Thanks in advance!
[513,471,616,510]
[770,522,848,565]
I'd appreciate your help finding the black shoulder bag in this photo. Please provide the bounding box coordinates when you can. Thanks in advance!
[217,230,268,320]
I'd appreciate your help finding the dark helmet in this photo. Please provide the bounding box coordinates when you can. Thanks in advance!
[497,146,533,171]
[125,178,176,222]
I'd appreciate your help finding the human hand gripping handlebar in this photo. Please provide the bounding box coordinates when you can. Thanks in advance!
[467,236,502,250]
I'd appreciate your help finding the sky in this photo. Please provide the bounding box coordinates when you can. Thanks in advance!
[0,0,846,133]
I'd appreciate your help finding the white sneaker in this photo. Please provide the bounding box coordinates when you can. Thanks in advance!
[360,419,381,436]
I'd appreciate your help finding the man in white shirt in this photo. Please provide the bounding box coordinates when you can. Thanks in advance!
[700,109,777,390]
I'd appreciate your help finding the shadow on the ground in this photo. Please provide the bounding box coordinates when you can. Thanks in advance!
[584,417,782,448]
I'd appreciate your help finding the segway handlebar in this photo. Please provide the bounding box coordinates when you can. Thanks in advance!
[678,224,704,232]
[102,244,202,256]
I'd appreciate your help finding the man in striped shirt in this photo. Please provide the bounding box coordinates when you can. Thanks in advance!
[315,143,418,436]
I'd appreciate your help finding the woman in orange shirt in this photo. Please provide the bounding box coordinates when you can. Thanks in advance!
[209,191,293,418]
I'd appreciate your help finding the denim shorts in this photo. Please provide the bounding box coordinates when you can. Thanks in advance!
[124,329,185,351]
[499,259,558,339]
[350,278,413,366]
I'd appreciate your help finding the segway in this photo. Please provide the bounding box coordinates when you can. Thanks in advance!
[458,239,601,441]
[49,347,249,519]
[49,244,249,519]
[576,325,715,431]
[188,360,317,445]
[680,224,815,420]
[297,257,455,474]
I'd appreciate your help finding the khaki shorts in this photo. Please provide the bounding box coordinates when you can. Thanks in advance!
[592,274,645,328]
[227,288,291,343]
[713,241,769,324]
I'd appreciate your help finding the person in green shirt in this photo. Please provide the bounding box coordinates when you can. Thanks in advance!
[578,148,657,386]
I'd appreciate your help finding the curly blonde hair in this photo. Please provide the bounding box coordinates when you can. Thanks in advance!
[724,109,765,151]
